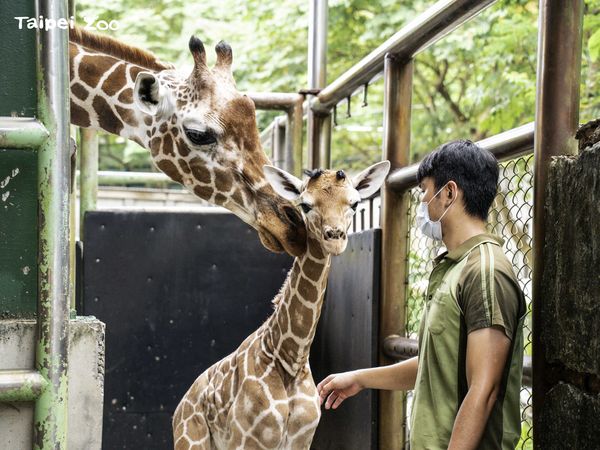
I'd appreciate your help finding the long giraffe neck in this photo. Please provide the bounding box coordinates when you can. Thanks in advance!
[69,41,155,149]
[265,236,332,376]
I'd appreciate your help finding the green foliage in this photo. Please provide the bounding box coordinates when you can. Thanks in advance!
[75,0,599,174]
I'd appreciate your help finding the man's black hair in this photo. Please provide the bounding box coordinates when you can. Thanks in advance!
[416,139,499,221]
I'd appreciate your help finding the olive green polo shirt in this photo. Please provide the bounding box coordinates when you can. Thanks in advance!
[409,232,527,450]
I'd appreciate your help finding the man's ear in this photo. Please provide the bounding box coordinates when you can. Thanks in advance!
[352,160,391,199]
[134,72,166,116]
[263,165,303,201]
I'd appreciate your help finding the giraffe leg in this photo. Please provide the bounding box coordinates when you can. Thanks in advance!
[284,368,321,449]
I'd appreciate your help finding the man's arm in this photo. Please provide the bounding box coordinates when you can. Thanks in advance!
[447,326,511,450]
[317,356,418,409]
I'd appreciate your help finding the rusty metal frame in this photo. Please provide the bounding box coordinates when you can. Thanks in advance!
[531,1,584,445]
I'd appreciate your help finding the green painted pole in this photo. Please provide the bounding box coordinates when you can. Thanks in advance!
[79,128,98,238]
[0,370,49,402]
[33,0,71,447]
[0,117,49,149]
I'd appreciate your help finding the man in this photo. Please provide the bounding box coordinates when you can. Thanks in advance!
[317,140,527,449]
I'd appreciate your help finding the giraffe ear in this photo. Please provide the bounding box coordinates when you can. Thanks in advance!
[134,72,165,116]
[263,165,303,201]
[352,160,391,199]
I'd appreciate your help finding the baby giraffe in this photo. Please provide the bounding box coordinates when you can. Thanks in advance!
[173,161,390,450]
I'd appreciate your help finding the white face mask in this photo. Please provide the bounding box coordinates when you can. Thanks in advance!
[415,183,455,241]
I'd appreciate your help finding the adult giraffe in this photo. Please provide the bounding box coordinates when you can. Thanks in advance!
[68,26,306,256]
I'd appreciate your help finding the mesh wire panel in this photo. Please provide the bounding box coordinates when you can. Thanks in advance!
[403,153,534,449]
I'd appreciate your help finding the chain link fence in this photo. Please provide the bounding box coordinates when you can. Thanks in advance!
[402,153,534,449]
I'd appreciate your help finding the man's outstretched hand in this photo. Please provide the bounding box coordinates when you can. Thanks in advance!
[317,371,364,410]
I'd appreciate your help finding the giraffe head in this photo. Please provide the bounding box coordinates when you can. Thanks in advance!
[129,36,306,256]
[264,161,390,255]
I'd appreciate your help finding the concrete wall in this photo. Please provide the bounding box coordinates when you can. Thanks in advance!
[538,123,600,449]
[0,317,105,449]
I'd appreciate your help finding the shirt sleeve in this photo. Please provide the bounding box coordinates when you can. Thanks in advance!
[457,246,523,340]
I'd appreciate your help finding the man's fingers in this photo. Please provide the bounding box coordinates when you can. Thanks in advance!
[319,379,336,403]
[317,375,334,393]
[332,393,345,409]
[325,391,338,410]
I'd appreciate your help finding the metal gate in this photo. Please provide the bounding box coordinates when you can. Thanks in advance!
[82,211,381,449]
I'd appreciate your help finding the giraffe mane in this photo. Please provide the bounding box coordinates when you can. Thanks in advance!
[69,25,175,72]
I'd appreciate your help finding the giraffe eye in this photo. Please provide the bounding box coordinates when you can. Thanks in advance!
[184,126,217,146]
[300,203,312,214]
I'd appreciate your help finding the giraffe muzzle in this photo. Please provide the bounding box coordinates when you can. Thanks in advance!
[324,228,346,241]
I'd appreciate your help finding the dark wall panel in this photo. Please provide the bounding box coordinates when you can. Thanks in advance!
[83,211,380,449]
[83,211,293,449]
[311,229,381,450]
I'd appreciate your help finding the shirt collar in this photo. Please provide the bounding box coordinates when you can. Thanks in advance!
[433,232,504,265]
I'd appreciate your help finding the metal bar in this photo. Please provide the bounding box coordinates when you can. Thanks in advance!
[273,117,286,169]
[311,0,495,113]
[0,370,49,402]
[381,336,532,387]
[307,0,328,169]
[34,0,71,447]
[289,97,304,177]
[379,55,413,450]
[308,0,328,89]
[387,122,535,192]
[319,114,332,169]
[0,117,49,149]
[246,92,303,110]
[79,128,98,240]
[308,113,325,169]
[81,170,175,185]
[531,1,584,443]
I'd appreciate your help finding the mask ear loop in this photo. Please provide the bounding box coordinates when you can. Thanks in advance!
[426,182,449,205]
[437,185,456,222]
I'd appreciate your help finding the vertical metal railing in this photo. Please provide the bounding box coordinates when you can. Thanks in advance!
[378,54,414,449]
[0,0,71,448]
[33,0,72,447]
[531,1,584,446]
[307,0,331,169]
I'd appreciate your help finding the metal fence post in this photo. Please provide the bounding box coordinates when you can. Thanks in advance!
[273,117,286,169]
[379,54,413,450]
[286,96,304,177]
[531,0,584,444]
[34,0,71,446]
[307,0,328,169]
[79,128,98,238]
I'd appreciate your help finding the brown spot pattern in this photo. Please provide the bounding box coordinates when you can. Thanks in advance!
[178,159,191,174]
[70,101,91,128]
[194,185,213,199]
[162,133,175,156]
[189,157,211,184]
[79,54,118,88]
[71,82,89,101]
[150,137,161,157]
[101,63,126,96]
[214,168,233,192]
[93,96,123,135]
[118,88,134,104]
[115,105,139,127]
[157,159,183,184]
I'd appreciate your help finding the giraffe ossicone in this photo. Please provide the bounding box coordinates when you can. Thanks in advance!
[69,26,306,256]
[173,161,390,450]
